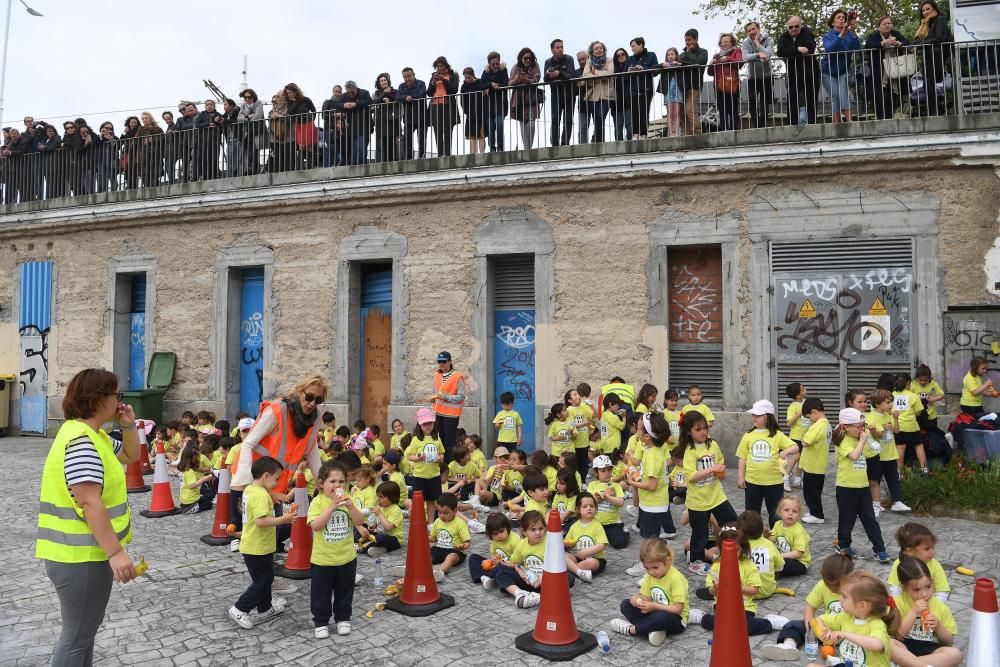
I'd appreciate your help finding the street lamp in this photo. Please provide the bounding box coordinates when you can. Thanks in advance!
[0,0,44,130]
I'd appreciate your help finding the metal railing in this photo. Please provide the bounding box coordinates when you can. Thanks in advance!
[1,39,997,210]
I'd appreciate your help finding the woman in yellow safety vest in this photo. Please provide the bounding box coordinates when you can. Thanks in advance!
[36,368,141,665]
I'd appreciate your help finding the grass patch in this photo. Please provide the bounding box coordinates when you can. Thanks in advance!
[900,457,1000,515]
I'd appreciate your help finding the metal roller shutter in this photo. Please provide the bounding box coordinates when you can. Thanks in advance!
[776,364,841,418]
[494,255,535,308]
[669,345,724,403]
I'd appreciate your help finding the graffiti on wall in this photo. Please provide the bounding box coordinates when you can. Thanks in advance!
[495,309,536,451]
[19,325,48,434]
[668,249,723,344]
[240,310,264,416]
[943,312,1000,392]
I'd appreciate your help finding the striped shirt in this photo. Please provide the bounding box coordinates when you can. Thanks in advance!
[64,435,123,488]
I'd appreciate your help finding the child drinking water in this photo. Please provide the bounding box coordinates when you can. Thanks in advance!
[563,492,607,582]
[832,408,890,563]
[610,539,689,646]
[771,496,810,578]
[810,571,898,667]
[890,557,963,667]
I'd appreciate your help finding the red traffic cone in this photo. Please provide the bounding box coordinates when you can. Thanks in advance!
[275,472,314,579]
[137,420,153,475]
[200,467,234,546]
[709,539,752,667]
[125,459,150,493]
[386,490,456,616]
[968,577,1000,666]
[140,441,179,518]
[515,509,597,660]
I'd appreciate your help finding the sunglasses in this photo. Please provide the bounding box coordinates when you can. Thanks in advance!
[303,392,324,404]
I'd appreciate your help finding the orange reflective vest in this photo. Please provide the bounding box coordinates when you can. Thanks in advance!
[433,371,465,418]
[231,400,318,493]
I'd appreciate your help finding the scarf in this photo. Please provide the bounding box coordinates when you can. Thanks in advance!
[716,46,736,58]
[915,10,936,41]
[592,54,607,69]
[283,395,317,439]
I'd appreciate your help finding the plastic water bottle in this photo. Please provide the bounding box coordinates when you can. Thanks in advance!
[595,630,610,653]
[804,621,819,658]
[373,558,385,587]
[705,639,713,665]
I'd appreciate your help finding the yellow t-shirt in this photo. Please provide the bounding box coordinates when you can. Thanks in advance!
[962,371,984,407]
[543,465,558,491]
[836,435,869,488]
[799,417,831,475]
[682,402,716,422]
[484,465,508,495]
[167,432,182,453]
[386,470,408,504]
[180,468,204,505]
[198,454,212,472]
[566,519,608,560]
[491,532,521,560]
[507,469,524,494]
[787,400,810,441]
[893,593,957,644]
[390,431,410,450]
[736,429,796,486]
[240,485,276,556]
[431,516,471,549]
[682,440,727,511]
[625,433,644,463]
[888,557,950,596]
[350,485,377,514]
[818,612,890,667]
[510,537,547,579]
[494,409,523,444]
[910,380,944,420]
[548,419,576,457]
[210,450,223,469]
[770,520,811,568]
[567,404,592,450]
[866,410,899,462]
[470,448,487,476]
[448,460,480,484]
[749,535,785,599]
[370,439,385,457]
[406,436,443,479]
[552,493,577,515]
[806,580,844,615]
[375,503,406,543]
[641,566,690,624]
[302,467,316,496]
[708,557,762,613]
[225,443,241,467]
[307,493,357,566]
[523,495,550,516]
[637,444,670,508]
[599,411,624,450]
[611,460,627,483]
[587,481,624,525]
[892,390,924,433]
[663,409,682,445]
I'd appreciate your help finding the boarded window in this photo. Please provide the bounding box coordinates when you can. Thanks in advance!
[668,247,723,403]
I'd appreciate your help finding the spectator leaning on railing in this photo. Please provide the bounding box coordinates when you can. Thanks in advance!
[481,52,509,153]
[581,41,615,144]
[913,0,954,117]
[678,29,708,136]
[544,38,577,148]
[397,68,428,160]
[864,16,910,121]
[821,7,861,124]
[741,21,775,129]
[777,16,820,126]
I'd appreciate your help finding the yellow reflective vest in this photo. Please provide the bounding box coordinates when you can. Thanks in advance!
[36,420,132,563]
[601,382,636,409]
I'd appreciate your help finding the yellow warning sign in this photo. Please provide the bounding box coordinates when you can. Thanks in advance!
[868,297,888,316]
[799,300,817,319]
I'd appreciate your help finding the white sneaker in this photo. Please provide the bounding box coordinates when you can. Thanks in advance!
[481,575,497,591]
[791,475,802,488]
[314,626,329,639]
[688,608,705,625]
[433,569,445,582]
[625,505,638,517]
[630,523,641,534]
[336,621,351,636]
[648,630,667,646]
[872,502,882,519]
[367,546,387,557]
[272,581,296,595]
[467,519,486,534]
[760,643,801,661]
[891,501,912,512]
[626,562,646,576]
[783,475,791,492]
[660,531,676,539]
[515,590,541,608]
[576,569,593,583]
[229,539,241,552]
[354,574,364,585]
[228,606,253,629]
[256,605,284,622]
[610,618,633,635]
[764,613,790,631]
[801,513,825,524]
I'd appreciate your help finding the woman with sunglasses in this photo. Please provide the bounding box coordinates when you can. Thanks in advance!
[230,375,330,506]
[36,368,141,666]
[238,88,265,175]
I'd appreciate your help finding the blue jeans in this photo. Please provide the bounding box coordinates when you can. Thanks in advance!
[822,72,851,113]
[226,138,244,177]
[588,100,610,142]
[487,113,505,152]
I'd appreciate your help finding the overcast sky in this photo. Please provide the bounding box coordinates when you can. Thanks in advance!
[1,0,733,130]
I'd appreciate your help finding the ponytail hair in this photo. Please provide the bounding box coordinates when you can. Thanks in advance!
[893,372,912,393]
[831,424,848,447]
[843,571,901,636]
[896,556,932,588]
[677,409,710,457]
[642,411,671,447]
[544,402,565,426]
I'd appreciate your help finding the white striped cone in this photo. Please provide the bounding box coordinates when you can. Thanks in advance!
[968,577,1000,666]
[140,441,179,517]
[201,466,234,544]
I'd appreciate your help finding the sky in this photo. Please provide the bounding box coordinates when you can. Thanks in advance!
[0,0,733,131]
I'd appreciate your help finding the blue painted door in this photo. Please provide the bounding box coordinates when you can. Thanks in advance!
[240,268,265,418]
[360,268,392,431]
[19,261,53,434]
[494,309,536,452]
[128,274,147,390]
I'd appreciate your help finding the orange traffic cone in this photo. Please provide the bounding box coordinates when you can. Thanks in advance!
[275,472,313,579]
[709,539,752,667]
[385,490,456,616]
[140,441,179,518]
[968,577,1000,666]
[137,420,153,475]
[200,467,234,546]
[514,509,597,660]
[125,459,150,493]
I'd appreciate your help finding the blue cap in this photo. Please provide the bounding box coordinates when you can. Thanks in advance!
[384,450,402,465]
[437,351,452,363]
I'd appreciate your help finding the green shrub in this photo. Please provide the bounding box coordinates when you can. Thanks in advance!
[900,457,1000,514]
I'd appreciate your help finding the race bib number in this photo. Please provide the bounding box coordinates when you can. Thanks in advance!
[598,498,613,514]
[524,555,544,577]
[894,395,910,412]
[650,586,670,605]
[600,422,609,438]
[870,441,881,455]
[750,547,771,573]
[437,528,454,548]
[575,535,596,552]
[558,429,570,441]
[503,416,515,431]
[919,391,929,399]
[750,439,772,464]
[668,421,680,438]
[325,510,351,543]
[775,536,791,552]
[423,443,439,463]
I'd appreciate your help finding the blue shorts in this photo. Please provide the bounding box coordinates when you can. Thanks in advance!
[822,72,851,111]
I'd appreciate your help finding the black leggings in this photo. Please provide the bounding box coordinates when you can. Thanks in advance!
[688,501,738,563]
[777,558,808,578]
[835,485,885,553]
[701,609,773,635]
[744,482,784,529]
[802,472,825,519]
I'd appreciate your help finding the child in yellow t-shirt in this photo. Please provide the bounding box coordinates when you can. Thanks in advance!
[784,382,808,489]
[770,496,810,578]
[307,459,364,638]
[587,455,628,549]
[470,513,521,590]
[493,392,523,450]
[813,572,897,667]
[545,402,577,458]
[736,399,797,529]
[363,481,405,557]
[475,445,513,507]
[736,511,785,599]
[911,364,946,429]
[429,493,471,579]
[564,493,608,582]
[611,539,689,646]
[495,510,573,609]
[178,443,215,513]
[681,385,715,427]
[379,450,409,510]
[890,557,963,667]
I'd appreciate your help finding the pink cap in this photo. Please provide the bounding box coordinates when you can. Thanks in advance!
[416,407,435,425]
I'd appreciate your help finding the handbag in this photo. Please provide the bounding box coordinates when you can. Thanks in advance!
[295,122,319,147]
[715,68,740,94]
[883,53,917,79]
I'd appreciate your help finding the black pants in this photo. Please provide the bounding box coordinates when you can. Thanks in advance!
[787,82,818,124]
[431,546,466,565]
[747,75,772,128]
[549,87,574,146]
[777,558,808,578]
[495,563,574,590]
[310,560,357,626]
[802,472,825,519]
[702,609,773,635]
[236,553,274,614]
[879,458,903,503]
[961,405,985,418]
[629,92,652,137]
[835,485,885,553]
[604,522,630,549]
[468,553,497,581]
[776,619,806,646]
[427,104,453,157]
[401,114,427,159]
[744,482,784,529]
[620,598,686,636]
[436,414,460,463]
[638,507,676,537]
[230,488,244,530]
[575,447,591,480]
[689,500,738,563]
[364,534,401,554]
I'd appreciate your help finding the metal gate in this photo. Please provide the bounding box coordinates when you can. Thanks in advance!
[128,274,147,390]
[493,254,535,451]
[239,268,265,418]
[19,261,52,434]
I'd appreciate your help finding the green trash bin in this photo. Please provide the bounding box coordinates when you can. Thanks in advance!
[121,352,176,425]
[0,373,14,436]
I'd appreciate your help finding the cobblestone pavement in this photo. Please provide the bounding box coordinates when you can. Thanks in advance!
[2,436,997,666]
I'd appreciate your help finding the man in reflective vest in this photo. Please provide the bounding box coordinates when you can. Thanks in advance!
[430,351,466,462]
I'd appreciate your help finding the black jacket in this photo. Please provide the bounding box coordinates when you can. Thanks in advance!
[777,27,821,93]
[481,67,510,116]
[863,29,910,84]
[677,46,708,92]
[544,53,576,90]
[624,49,660,97]
[333,90,374,137]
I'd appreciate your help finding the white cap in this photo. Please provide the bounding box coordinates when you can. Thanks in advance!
[238,417,255,431]
[747,399,775,416]
[838,407,866,425]
[592,455,613,469]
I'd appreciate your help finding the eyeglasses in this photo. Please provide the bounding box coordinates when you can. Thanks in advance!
[109,391,123,401]
[243,95,253,99]
[788,24,802,29]
[303,392,324,404]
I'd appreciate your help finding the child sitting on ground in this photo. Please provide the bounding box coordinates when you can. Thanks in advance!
[586,455,628,549]
[428,492,471,580]
[495,510,573,609]
[178,442,215,514]
[563,492,608,582]
[446,445,480,500]
[610,539,689,646]
[809,571,898,667]
[887,522,950,600]
[469,513,521,591]
[553,466,580,532]
[771,495,811,578]
[507,471,550,519]
[362,481,405,558]
[889,556,963,667]
[474,445,514,507]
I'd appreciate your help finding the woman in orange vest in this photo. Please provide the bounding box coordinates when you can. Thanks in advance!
[430,351,466,462]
